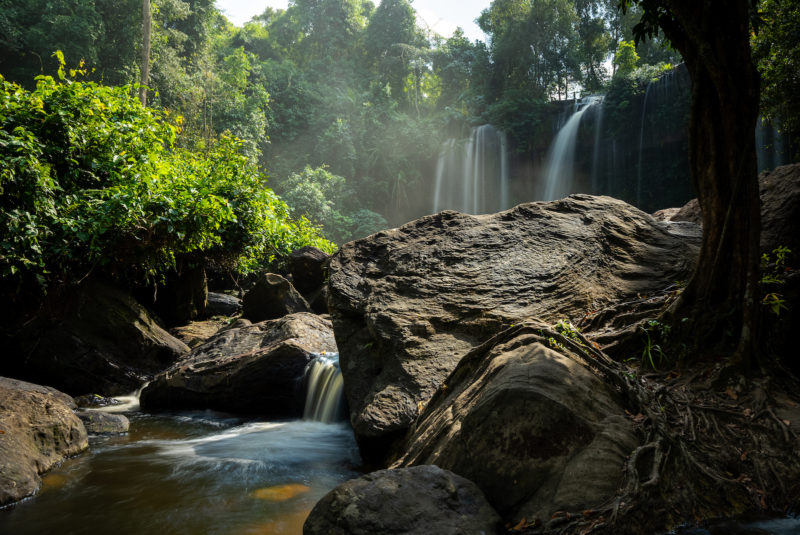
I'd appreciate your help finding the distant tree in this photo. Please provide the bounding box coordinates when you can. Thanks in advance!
[364,0,426,106]
[613,39,639,75]
[479,0,581,100]
[618,0,761,364]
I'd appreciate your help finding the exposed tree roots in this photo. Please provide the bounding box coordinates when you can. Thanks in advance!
[508,321,800,535]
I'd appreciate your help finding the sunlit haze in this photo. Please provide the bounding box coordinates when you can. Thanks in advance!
[214,0,490,42]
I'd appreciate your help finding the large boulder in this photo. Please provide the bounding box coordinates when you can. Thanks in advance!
[288,246,330,295]
[391,325,639,528]
[327,195,699,460]
[0,377,88,506]
[140,313,337,415]
[206,292,242,317]
[1,280,190,396]
[303,465,501,535]
[242,273,312,322]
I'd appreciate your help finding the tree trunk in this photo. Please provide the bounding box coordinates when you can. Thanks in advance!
[658,1,761,363]
[139,0,151,107]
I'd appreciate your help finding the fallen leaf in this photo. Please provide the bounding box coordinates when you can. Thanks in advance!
[632,413,646,423]
[741,452,748,461]
[0,429,5,434]
[783,420,791,426]
[582,509,595,518]
[743,408,752,417]
[726,387,738,400]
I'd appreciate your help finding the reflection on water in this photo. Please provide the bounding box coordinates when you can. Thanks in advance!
[0,411,360,535]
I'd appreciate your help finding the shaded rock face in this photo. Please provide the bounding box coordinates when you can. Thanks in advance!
[759,163,800,256]
[0,377,88,506]
[75,410,129,434]
[288,246,330,295]
[242,273,312,323]
[140,313,337,415]
[392,326,638,526]
[205,292,242,317]
[327,195,699,459]
[303,465,501,535]
[2,280,190,396]
[154,265,208,326]
[169,318,228,348]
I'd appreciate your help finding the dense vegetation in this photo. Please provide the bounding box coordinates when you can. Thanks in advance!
[0,0,797,298]
[0,57,332,300]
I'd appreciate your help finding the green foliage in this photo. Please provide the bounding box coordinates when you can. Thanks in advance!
[280,166,387,244]
[0,71,333,295]
[613,40,639,75]
[639,319,671,370]
[760,246,792,316]
[752,0,800,156]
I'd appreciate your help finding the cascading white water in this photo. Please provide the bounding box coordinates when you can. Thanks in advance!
[541,96,601,201]
[96,382,149,413]
[590,100,605,194]
[303,353,344,423]
[431,125,509,214]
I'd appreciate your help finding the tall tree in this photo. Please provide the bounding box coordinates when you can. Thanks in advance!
[364,0,426,106]
[139,0,151,105]
[618,0,761,364]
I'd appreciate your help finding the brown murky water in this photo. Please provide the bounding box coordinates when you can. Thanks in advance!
[0,412,360,535]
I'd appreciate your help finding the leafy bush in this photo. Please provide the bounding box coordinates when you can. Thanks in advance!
[0,63,334,297]
[281,165,388,244]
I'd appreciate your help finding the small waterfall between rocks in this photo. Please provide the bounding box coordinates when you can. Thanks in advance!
[432,124,509,214]
[304,353,345,423]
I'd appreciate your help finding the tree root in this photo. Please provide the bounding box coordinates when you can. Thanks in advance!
[506,320,800,534]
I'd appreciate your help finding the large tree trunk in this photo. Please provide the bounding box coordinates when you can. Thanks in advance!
[659,1,761,363]
[139,0,151,107]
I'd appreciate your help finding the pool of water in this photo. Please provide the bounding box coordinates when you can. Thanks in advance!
[0,411,361,535]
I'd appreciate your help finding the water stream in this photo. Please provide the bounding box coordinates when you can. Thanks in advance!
[0,354,359,535]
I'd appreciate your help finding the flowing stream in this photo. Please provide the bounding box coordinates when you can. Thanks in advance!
[0,354,359,535]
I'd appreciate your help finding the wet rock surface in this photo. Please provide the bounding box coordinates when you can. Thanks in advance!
[140,313,337,415]
[327,195,699,458]
[0,377,88,506]
[74,410,129,434]
[303,465,501,535]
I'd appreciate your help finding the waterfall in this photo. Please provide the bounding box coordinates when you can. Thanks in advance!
[636,81,653,207]
[756,116,786,172]
[431,125,510,214]
[590,100,605,194]
[303,353,345,423]
[97,383,149,413]
[541,96,601,201]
